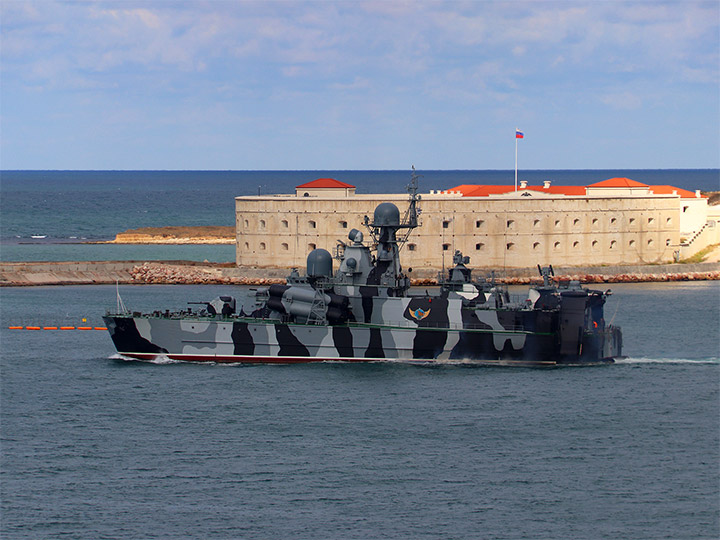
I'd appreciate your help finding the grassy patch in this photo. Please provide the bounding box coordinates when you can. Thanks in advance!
[679,243,719,264]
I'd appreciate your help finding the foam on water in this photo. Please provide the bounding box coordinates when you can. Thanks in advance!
[616,356,720,365]
[109,353,181,364]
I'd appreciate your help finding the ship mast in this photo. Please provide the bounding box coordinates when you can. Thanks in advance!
[397,166,421,249]
[358,168,421,295]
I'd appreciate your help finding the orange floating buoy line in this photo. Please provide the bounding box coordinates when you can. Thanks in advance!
[8,325,107,331]
[7,315,105,331]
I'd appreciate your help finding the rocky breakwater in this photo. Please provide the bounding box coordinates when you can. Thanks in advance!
[496,269,720,286]
[3,261,719,287]
[128,262,720,286]
[129,262,286,285]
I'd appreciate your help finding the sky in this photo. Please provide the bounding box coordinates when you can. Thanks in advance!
[1,0,718,171]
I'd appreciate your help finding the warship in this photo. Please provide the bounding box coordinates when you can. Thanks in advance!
[104,172,623,366]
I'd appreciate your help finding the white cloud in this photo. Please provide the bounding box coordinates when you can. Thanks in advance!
[1,0,717,168]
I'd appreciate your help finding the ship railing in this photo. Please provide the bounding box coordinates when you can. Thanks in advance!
[348,320,528,333]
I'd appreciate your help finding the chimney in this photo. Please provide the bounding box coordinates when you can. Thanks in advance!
[695,190,701,198]
[543,180,552,189]
[519,180,528,189]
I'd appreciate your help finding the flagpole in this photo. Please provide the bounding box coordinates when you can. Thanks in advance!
[514,128,518,192]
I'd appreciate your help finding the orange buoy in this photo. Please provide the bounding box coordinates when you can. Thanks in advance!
[43,326,58,330]
[94,327,107,331]
[77,327,92,330]
[26,326,41,330]
[60,326,75,330]
[8,326,23,330]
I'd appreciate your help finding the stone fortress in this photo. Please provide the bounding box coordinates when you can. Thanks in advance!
[235,176,720,270]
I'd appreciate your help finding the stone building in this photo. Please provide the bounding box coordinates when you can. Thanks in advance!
[235,177,718,270]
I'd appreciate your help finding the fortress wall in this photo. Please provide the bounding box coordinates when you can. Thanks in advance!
[235,192,687,269]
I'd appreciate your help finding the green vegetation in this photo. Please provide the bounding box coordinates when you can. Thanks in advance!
[679,244,719,264]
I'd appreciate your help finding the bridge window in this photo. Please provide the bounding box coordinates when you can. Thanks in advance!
[308,243,316,251]
[629,240,636,248]
[629,218,636,225]
[647,239,654,247]
[259,242,266,250]
[281,219,289,228]
[573,218,580,227]
[407,243,416,251]
[533,242,540,251]
[592,240,599,251]
[533,219,541,228]
[648,217,655,225]
[259,219,266,230]
[308,220,316,229]
[554,219,561,228]
[475,243,485,250]
[244,219,249,228]
[442,243,451,251]
[573,241,580,249]
[475,220,485,228]
[442,220,450,229]
[339,220,348,229]
[666,238,671,246]
[506,242,515,251]
[281,243,289,251]
[592,218,599,228]
[506,219,515,229]
[553,241,561,251]
[610,240,617,250]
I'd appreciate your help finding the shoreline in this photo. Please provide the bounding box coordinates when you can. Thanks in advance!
[1,260,719,287]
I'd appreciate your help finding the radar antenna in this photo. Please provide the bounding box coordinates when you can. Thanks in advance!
[397,166,422,250]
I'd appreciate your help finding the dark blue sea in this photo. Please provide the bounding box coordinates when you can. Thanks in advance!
[1,170,719,538]
[1,282,718,539]
[1,169,718,262]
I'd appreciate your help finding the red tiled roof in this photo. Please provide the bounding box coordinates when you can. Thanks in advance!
[296,178,355,189]
[649,185,703,198]
[447,184,484,196]
[445,185,518,197]
[447,184,587,197]
[587,177,649,188]
[447,179,699,198]
[526,186,587,196]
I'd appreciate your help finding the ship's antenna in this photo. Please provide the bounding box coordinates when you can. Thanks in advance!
[398,166,422,250]
[116,280,128,314]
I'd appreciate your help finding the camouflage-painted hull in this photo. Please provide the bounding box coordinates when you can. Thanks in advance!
[103,313,622,366]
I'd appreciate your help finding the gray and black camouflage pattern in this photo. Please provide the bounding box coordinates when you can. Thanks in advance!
[104,182,622,366]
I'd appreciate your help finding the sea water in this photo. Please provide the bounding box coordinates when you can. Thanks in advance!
[0,282,718,539]
[1,171,719,538]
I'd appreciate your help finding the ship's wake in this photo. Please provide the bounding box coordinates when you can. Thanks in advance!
[109,353,181,364]
[106,354,718,367]
[616,356,719,365]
